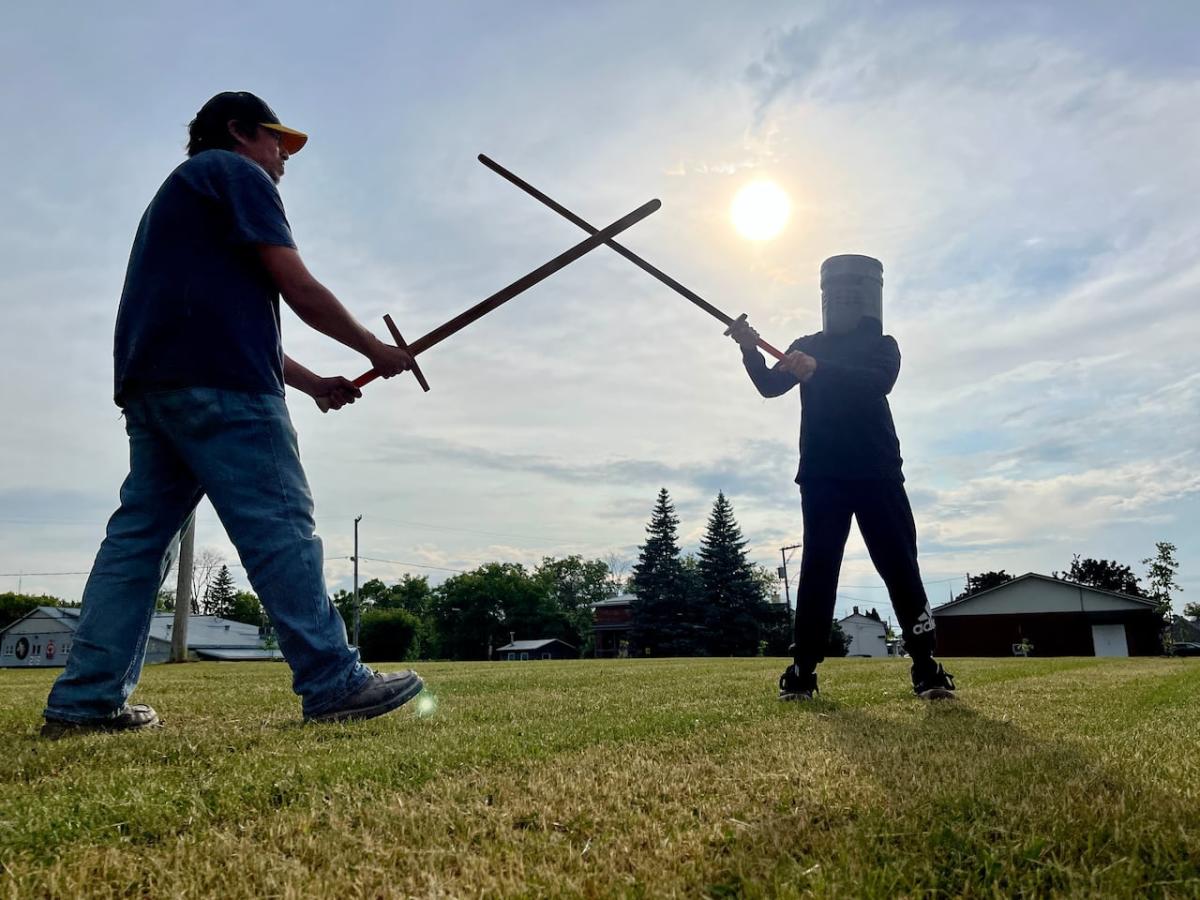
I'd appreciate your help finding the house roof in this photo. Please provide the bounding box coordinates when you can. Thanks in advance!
[148,614,264,649]
[194,648,284,661]
[1171,616,1200,641]
[839,613,885,626]
[1,606,267,651]
[932,573,1159,614]
[497,639,576,652]
[590,594,635,608]
[40,606,82,622]
[0,605,80,635]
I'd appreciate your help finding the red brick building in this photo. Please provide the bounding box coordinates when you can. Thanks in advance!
[592,595,634,658]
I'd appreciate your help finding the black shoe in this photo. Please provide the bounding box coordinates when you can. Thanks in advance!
[307,670,425,723]
[912,660,956,700]
[779,664,818,701]
[41,703,161,740]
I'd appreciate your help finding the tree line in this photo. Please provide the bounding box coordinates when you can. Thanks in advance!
[4,521,1183,661]
[327,489,792,661]
[145,488,790,661]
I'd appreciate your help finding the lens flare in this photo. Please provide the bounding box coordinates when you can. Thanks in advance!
[414,691,438,718]
[731,180,791,241]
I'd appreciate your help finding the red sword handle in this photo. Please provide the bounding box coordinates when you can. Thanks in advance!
[315,314,429,412]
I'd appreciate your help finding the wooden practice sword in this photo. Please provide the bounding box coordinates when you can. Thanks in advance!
[477,154,787,361]
[317,197,661,411]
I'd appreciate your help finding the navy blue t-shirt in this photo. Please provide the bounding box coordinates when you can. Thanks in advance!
[741,318,905,482]
[113,150,296,405]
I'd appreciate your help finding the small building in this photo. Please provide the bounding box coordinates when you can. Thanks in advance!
[496,639,577,661]
[592,594,634,658]
[0,606,281,668]
[0,607,133,668]
[931,573,1163,657]
[838,608,889,657]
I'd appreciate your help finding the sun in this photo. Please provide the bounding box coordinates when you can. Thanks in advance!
[731,180,791,241]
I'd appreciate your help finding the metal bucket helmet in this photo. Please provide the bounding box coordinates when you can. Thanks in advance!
[820,254,883,334]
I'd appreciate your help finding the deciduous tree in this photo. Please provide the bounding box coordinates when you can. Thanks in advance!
[955,571,1014,601]
[1142,542,1182,619]
[1054,555,1145,597]
[536,555,613,655]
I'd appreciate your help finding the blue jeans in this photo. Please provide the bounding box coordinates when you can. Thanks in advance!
[44,389,371,721]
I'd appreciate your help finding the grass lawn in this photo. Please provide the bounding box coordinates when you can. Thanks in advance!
[2,657,1199,898]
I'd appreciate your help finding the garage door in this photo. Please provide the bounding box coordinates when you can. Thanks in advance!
[1091,624,1129,657]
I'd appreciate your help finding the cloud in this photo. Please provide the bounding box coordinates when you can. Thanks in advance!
[2,2,1197,617]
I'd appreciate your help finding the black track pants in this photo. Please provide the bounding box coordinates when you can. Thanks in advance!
[792,478,936,668]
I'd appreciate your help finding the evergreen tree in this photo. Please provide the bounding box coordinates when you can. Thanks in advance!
[206,565,238,618]
[674,554,710,655]
[698,492,765,655]
[630,488,689,655]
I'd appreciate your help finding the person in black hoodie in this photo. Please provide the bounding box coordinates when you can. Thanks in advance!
[727,254,955,701]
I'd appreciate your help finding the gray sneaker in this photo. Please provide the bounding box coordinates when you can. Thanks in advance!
[307,670,425,723]
[41,703,161,740]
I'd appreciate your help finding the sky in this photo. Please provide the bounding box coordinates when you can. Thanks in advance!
[1,1,1197,624]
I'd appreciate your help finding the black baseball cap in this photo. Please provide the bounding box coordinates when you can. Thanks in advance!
[193,91,308,154]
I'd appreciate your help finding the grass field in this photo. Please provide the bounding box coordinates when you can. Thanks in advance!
[2,657,1199,899]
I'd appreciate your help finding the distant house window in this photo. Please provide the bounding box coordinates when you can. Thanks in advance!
[541,652,552,660]
[520,652,529,661]
[507,653,516,661]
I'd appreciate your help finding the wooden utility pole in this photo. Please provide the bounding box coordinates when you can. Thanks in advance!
[779,543,802,613]
[171,515,195,662]
[352,515,362,648]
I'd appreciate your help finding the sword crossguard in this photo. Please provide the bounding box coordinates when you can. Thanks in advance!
[722,312,748,337]
[383,314,431,392]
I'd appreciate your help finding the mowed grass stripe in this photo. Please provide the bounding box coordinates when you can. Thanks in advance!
[0,659,1171,850]
[2,659,1198,898]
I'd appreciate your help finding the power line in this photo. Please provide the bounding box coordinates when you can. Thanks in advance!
[356,555,466,574]
[0,518,99,526]
[0,570,93,577]
[326,512,597,548]
[0,509,603,548]
[0,554,466,580]
[836,593,888,606]
[835,576,962,589]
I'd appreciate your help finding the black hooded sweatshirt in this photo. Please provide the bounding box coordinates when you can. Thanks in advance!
[741,317,904,483]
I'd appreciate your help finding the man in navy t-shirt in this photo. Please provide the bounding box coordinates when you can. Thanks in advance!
[43,92,426,736]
